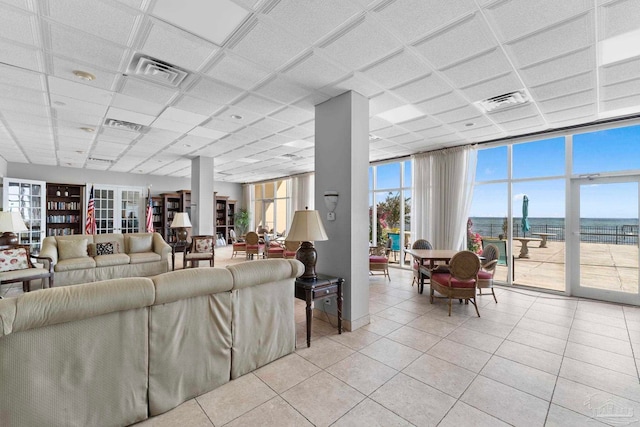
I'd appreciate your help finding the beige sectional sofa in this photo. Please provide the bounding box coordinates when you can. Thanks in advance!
[40,232,171,286]
[0,259,303,427]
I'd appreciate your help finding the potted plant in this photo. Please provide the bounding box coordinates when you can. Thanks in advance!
[234,209,250,238]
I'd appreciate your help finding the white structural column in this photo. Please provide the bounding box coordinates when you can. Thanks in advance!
[314,91,370,331]
[191,156,214,235]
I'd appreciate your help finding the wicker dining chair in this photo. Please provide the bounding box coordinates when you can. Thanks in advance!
[369,245,390,280]
[477,243,499,303]
[430,250,481,317]
[411,239,433,286]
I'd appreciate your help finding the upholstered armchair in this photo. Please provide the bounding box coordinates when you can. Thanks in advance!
[0,244,54,291]
[430,250,481,317]
[477,243,499,303]
[266,241,284,258]
[183,235,214,268]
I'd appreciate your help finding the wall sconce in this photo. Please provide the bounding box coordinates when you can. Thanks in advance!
[324,191,338,221]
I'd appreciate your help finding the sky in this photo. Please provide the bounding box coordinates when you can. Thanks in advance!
[370,124,640,219]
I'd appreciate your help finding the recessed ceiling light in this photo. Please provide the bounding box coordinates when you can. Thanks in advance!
[369,134,381,141]
[53,101,66,106]
[80,127,95,133]
[183,144,191,147]
[465,122,475,127]
[72,70,96,81]
[230,114,243,120]
[377,105,424,124]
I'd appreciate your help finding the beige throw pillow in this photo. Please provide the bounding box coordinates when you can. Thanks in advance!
[58,238,88,260]
[129,235,153,253]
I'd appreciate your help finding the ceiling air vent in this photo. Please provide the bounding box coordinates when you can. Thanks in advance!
[104,118,145,132]
[87,157,114,164]
[475,90,530,113]
[127,53,189,87]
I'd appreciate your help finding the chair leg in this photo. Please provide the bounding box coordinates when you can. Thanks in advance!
[448,297,452,316]
[470,296,480,317]
[492,288,497,303]
[23,280,30,292]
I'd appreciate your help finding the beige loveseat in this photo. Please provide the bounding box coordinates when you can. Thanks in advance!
[40,232,171,287]
[0,259,303,427]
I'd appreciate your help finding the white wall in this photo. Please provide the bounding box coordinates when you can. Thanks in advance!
[0,158,7,178]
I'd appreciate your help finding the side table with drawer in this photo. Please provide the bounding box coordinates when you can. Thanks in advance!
[294,274,343,348]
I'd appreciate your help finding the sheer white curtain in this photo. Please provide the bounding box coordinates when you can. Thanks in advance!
[291,173,314,211]
[412,145,477,250]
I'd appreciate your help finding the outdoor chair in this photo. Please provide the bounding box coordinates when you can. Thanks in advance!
[411,239,432,287]
[430,250,481,317]
[369,245,390,280]
[229,229,246,258]
[244,231,265,260]
[477,243,499,303]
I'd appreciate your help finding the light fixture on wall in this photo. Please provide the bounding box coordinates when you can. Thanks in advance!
[286,208,328,279]
[170,212,192,244]
[323,191,338,221]
[0,211,28,246]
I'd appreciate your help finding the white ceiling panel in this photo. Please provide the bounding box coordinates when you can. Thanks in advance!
[545,103,597,123]
[370,92,405,116]
[188,126,227,140]
[46,0,139,46]
[158,107,208,125]
[283,52,348,88]
[601,93,640,113]
[361,50,429,89]
[120,78,177,104]
[326,73,383,98]
[0,98,49,116]
[530,72,595,101]
[433,105,484,125]
[440,49,513,89]
[499,115,547,132]
[150,117,195,133]
[415,92,467,115]
[250,117,290,134]
[0,38,42,72]
[0,63,44,91]
[373,0,476,43]
[459,73,523,103]
[233,94,284,115]
[518,47,594,87]
[320,17,400,70]
[413,14,497,69]
[391,74,452,104]
[0,83,46,104]
[204,115,247,133]
[253,76,310,104]
[107,106,156,125]
[206,52,271,88]
[47,23,127,70]
[0,4,37,45]
[601,79,640,101]
[600,57,640,86]
[187,76,243,103]
[488,104,541,123]
[111,93,166,116]
[141,18,218,71]
[268,106,313,126]
[53,94,110,117]
[51,56,120,91]
[600,0,640,40]
[484,0,591,42]
[505,13,594,68]
[49,76,114,105]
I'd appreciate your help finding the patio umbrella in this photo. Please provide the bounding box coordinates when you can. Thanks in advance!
[521,195,530,237]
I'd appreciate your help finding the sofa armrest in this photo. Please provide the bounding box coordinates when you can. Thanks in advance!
[152,233,172,261]
[40,237,58,266]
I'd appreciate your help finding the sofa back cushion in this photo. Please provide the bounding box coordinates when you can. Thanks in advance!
[128,235,153,253]
[58,238,88,260]
[0,247,29,272]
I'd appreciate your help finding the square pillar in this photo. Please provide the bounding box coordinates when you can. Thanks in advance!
[314,91,370,331]
[191,157,214,235]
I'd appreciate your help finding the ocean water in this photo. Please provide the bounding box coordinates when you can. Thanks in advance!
[469,217,639,245]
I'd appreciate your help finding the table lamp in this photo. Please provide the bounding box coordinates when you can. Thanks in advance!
[0,211,28,246]
[285,208,328,279]
[170,212,191,244]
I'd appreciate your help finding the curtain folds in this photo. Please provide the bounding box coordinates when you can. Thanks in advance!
[412,146,477,250]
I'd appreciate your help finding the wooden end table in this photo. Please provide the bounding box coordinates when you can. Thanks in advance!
[295,274,343,348]
[171,241,190,271]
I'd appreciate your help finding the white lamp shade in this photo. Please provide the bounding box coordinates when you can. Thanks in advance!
[285,210,328,242]
[170,212,192,228]
[0,211,28,232]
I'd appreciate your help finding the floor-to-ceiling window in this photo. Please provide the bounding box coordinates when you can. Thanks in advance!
[253,179,290,237]
[369,159,412,267]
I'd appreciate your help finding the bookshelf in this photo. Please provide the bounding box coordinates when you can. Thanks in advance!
[46,183,84,237]
[215,195,236,244]
[149,196,163,233]
[161,193,181,243]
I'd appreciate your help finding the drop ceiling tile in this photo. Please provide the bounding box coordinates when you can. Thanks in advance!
[416,125,456,140]
[0,38,42,72]
[488,103,540,123]
[265,0,360,45]
[484,0,591,42]
[0,63,44,91]
[459,73,523,103]
[151,0,249,46]
[600,0,640,40]
[51,56,120,91]
[391,74,452,103]
[121,78,178,104]
[253,76,310,104]
[397,116,440,132]
[206,52,271,88]
[284,52,349,88]
[269,106,314,125]
[47,23,127,71]
[326,73,383,98]
[53,94,110,118]
[111,94,166,116]
[187,77,243,104]
[320,17,401,70]
[544,103,596,123]
[369,116,391,131]
[370,92,405,115]
[233,125,269,141]
[388,133,421,145]
[204,115,247,133]
[0,98,49,116]
[54,109,104,126]
[600,57,640,85]
[150,117,195,133]
[0,83,45,104]
[250,117,290,134]
[106,106,155,126]
[505,13,594,68]
[413,14,497,69]
[373,0,476,43]
[601,93,640,113]
[0,4,37,45]
[415,91,467,115]
[433,105,482,124]
[448,116,494,132]
[601,78,640,101]
[518,47,594,87]
[49,76,114,105]
[440,49,513,88]
[158,107,208,125]
[277,126,312,140]
[46,0,139,46]
[530,71,595,101]
[176,134,214,149]
[233,93,284,115]
[99,127,140,143]
[500,115,547,132]
[188,126,227,140]
[1,0,33,10]
[141,18,218,71]
[372,125,407,139]
[361,50,429,89]
[230,19,308,70]
[170,95,221,116]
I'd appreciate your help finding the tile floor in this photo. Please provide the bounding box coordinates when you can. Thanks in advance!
[132,264,640,427]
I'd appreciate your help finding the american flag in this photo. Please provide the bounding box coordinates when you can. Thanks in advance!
[85,185,96,235]
[145,188,154,233]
